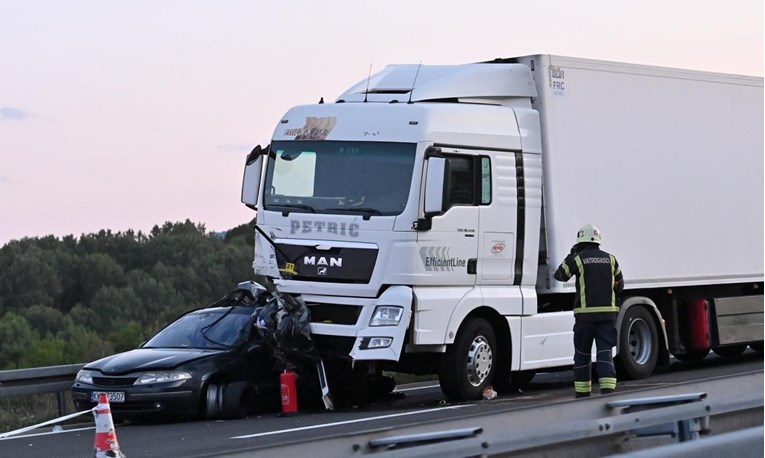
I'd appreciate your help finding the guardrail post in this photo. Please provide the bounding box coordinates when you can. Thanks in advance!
[607,392,709,442]
[56,391,67,417]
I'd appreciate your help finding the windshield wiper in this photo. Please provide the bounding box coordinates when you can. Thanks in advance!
[326,207,383,220]
[271,203,316,216]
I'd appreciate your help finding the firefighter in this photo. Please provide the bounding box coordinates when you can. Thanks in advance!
[554,224,624,398]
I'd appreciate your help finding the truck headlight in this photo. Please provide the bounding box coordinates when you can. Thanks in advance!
[360,337,393,349]
[369,306,404,326]
[75,369,96,384]
[134,371,192,385]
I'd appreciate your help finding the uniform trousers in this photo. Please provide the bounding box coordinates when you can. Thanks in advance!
[573,319,617,395]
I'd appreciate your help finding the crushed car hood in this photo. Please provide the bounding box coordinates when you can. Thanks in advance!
[86,348,225,374]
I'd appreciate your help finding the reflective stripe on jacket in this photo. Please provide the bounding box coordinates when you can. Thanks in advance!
[554,245,623,315]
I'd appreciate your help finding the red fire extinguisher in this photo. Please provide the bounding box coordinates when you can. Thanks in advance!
[280,370,298,415]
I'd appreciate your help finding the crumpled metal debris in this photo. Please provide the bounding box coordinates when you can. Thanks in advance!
[254,291,317,372]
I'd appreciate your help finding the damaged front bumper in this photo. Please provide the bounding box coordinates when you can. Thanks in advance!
[305,286,413,362]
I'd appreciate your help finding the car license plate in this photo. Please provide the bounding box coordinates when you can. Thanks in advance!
[90,391,125,403]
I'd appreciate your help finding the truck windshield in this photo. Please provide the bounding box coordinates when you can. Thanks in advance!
[264,141,416,216]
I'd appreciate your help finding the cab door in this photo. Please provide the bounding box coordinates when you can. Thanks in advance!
[417,150,484,285]
[478,152,517,284]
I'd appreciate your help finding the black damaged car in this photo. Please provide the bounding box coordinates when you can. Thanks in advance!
[71,282,280,421]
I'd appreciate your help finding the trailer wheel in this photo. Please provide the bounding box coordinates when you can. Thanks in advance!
[616,306,658,379]
[712,345,748,357]
[673,349,709,362]
[439,318,496,401]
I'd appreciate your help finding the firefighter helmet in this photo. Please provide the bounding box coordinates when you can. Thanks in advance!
[576,224,602,244]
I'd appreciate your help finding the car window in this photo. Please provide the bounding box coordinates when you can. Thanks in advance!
[144,307,254,349]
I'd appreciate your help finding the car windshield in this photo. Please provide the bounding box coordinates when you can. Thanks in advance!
[264,140,417,216]
[143,306,254,349]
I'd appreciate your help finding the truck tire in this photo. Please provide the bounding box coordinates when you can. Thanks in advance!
[616,306,658,379]
[439,318,496,401]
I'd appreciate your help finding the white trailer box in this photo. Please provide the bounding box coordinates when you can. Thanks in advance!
[518,55,764,293]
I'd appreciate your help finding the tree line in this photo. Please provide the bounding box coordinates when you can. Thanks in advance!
[0,219,257,369]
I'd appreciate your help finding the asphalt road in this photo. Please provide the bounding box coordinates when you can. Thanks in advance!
[1,351,761,457]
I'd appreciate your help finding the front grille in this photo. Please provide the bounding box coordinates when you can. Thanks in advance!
[275,244,377,283]
[307,303,362,325]
[312,335,356,358]
[93,376,138,387]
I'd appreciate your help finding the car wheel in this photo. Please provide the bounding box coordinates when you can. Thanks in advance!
[204,382,224,420]
[439,318,497,401]
[750,342,763,354]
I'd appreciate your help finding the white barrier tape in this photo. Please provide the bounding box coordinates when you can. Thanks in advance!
[0,408,93,440]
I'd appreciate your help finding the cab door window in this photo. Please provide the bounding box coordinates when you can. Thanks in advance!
[444,155,491,208]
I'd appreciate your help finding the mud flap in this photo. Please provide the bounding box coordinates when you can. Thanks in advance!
[316,358,334,410]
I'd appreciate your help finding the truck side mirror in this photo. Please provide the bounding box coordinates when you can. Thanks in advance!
[241,145,266,210]
[424,156,447,215]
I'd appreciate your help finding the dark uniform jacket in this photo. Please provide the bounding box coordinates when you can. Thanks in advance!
[554,243,624,322]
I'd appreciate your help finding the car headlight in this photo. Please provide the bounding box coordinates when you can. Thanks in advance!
[75,369,96,384]
[369,306,404,326]
[134,371,192,385]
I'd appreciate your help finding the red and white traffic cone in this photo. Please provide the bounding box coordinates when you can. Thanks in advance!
[93,393,125,458]
[280,370,298,415]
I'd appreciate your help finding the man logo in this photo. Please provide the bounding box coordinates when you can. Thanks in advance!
[318,267,328,275]
[304,256,343,267]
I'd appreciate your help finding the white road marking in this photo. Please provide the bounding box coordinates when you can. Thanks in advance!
[231,404,471,440]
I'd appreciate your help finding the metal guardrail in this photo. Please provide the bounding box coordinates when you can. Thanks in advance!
[216,370,764,457]
[0,364,85,416]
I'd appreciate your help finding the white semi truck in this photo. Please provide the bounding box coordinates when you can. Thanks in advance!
[241,55,763,401]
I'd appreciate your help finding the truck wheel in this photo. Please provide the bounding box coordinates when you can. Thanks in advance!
[616,306,658,379]
[439,318,496,401]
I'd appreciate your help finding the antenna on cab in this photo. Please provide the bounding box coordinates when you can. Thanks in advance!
[363,64,372,103]
[407,61,423,104]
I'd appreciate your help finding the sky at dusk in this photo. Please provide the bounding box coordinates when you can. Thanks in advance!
[1,0,763,245]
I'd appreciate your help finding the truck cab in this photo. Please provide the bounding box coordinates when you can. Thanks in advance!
[242,62,551,400]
